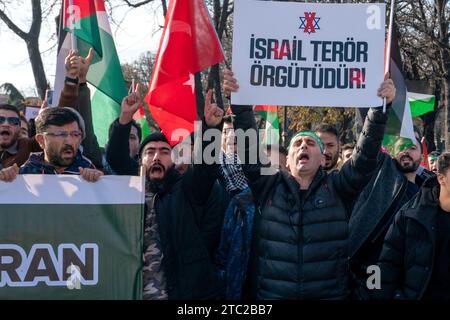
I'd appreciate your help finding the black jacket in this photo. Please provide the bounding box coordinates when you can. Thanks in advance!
[349,153,434,297]
[106,119,224,299]
[376,176,442,299]
[232,105,388,299]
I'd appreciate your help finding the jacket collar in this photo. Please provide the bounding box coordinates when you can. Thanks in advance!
[1,140,18,155]
[26,151,87,174]
[281,167,326,205]
[404,175,440,243]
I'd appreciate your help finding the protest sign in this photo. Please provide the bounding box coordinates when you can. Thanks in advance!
[231,1,386,107]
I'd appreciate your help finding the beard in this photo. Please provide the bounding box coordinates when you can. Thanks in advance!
[395,155,421,173]
[146,165,177,194]
[46,144,76,168]
[323,153,339,170]
[0,129,19,149]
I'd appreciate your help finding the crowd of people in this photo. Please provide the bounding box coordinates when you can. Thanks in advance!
[0,49,448,301]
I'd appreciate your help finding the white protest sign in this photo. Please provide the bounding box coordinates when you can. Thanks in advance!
[231,1,386,107]
[24,106,40,120]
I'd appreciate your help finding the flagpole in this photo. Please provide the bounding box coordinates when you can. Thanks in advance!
[383,0,395,113]
[283,106,288,149]
[68,0,78,52]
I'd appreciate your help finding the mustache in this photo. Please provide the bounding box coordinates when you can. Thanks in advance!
[400,155,413,162]
[149,162,165,172]
[61,145,75,153]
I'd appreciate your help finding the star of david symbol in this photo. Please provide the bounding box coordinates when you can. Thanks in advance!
[299,12,321,34]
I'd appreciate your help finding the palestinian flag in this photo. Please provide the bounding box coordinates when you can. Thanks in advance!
[129,83,152,139]
[382,21,416,156]
[53,0,128,147]
[133,107,152,139]
[254,105,280,145]
[409,92,435,118]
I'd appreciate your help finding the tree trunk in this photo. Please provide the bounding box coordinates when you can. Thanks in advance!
[444,78,450,150]
[195,73,205,118]
[26,39,47,99]
[421,109,437,152]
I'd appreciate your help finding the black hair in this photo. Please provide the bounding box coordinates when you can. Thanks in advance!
[108,119,142,142]
[314,123,339,138]
[438,152,450,175]
[35,107,81,134]
[0,104,20,118]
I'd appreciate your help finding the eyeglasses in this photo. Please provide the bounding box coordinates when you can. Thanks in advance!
[43,131,83,139]
[0,116,20,126]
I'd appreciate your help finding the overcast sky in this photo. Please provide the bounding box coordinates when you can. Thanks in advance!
[0,0,164,97]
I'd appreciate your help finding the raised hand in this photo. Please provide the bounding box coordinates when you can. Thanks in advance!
[119,83,141,125]
[79,167,104,182]
[65,49,81,82]
[204,89,224,127]
[79,48,94,83]
[223,69,239,97]
[0,163,19,182]
[377,78,396,105]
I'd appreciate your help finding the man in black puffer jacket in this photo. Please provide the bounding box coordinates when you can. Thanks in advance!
[106,89,225,299]
[376,152,450,300]
[349,129,434,298]
[223,69,395,299]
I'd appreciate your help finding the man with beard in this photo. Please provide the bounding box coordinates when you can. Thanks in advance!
[223,69,395,299]
[0,107,103,182]
[107,89,225,299]
[315,124,341,172]
[0,104,41,169]
[349,129,434,298]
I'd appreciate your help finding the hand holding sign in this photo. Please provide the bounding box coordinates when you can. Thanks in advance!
[0,163,19,182]
[377,78,396,105]
[223,69,239,97]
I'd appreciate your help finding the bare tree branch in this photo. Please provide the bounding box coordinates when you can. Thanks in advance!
[121,0,155,8]
[0,6,28,40]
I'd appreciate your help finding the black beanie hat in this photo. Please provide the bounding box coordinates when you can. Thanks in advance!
[138,132,170,158]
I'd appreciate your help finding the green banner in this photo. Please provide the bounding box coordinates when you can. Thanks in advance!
[0,175,144,300]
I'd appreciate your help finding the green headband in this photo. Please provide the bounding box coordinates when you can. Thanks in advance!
[429,155,439,162]
[288,131,324,153]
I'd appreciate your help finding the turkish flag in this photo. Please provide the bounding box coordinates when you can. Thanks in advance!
[145,0,224,145]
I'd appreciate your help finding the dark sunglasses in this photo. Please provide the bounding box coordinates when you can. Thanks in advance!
[0,116,20,126]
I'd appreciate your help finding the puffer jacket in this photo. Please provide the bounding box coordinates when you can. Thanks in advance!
[376,176,441,299]
[231,104,388,299]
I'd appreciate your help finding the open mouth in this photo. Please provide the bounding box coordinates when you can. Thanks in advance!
[400,155,413,164]
[0,130,11,137]
[61,146,74,158]
[298,153,309,163]
[150,164,164,174]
